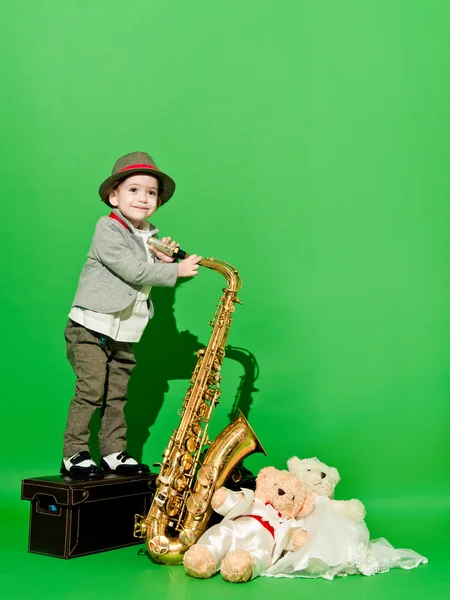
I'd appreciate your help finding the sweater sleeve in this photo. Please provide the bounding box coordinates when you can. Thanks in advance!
[91,219,178,287]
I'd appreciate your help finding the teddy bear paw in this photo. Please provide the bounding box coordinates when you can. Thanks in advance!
[211,486,228,511]
[220,549,253,583]
[347,499,366,521]
[184,544,216,579]
[292,527,309,550]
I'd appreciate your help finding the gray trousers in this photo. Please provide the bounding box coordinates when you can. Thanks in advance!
[63,319,136,458]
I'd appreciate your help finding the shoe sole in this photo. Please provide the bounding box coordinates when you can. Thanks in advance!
[60,467,104,479]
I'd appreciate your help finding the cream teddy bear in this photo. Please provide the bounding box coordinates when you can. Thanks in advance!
[262,457,427,579]
[183,466,314,583]
[287,456,366,521]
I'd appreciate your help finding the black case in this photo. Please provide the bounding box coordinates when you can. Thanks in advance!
[21,473,156,559]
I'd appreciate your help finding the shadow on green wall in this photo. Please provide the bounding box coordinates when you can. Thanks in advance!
[224,345,260,422]
[88,283,260,463]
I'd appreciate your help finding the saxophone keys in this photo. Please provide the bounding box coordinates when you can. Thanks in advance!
[198,402,210,418]
[149,535,170,555]
[173,473,187,491]
[186,492,207,516]
[180,452,194,472]
[179,528,196,547]
[154,490,168,507]
[185,436,198,453]
[166,497,182,517]
[133,514,146,538]
[191,423,202,436]
[196,464,216,486]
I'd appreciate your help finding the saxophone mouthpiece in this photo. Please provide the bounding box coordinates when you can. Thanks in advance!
[147,237,187,260]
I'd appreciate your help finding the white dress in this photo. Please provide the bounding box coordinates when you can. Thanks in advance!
[262,496,427,580]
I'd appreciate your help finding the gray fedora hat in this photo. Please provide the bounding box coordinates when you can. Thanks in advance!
[99,151,176,206]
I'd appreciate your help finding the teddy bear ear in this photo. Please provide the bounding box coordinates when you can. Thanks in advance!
[287,456,302,475]
[257,466,278,483]
[297,491,315,517]
[330,467,341,486]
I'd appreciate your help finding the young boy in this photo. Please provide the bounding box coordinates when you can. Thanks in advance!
[61,151,201,478]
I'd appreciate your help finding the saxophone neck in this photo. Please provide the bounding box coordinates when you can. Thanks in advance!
[200,258,242,297]
[147,237,241,295]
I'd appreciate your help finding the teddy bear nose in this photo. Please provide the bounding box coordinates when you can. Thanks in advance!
[278,489,286,495]
[321,472,326,479]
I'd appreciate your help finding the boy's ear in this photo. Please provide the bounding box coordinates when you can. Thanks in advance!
[109,191,119,207]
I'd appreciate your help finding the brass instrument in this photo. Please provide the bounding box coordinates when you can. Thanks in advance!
[134,238,265,565]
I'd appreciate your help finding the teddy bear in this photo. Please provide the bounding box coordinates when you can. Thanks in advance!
[287,456,366,521]
[183,466,314,583]
[262,456,427,579]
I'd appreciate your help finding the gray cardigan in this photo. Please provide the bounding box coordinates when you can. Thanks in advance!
[71,209,178,315]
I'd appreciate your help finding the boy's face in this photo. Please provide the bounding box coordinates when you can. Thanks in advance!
[109,174,159,227]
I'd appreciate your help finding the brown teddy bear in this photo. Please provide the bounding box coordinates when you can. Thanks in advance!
[183,466,314,583]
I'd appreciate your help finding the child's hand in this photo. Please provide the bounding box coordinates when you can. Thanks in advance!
[149,236,179,263]
[161,236,179,250]
[177,255,202,278]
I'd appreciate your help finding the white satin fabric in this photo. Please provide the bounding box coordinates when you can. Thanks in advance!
[199,516,274,578]
[263,496,428,580]
[197,490,301,579]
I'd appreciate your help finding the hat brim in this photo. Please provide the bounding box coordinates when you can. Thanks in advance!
[98,167,175,206]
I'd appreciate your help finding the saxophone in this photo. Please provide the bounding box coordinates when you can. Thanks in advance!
[134,239,265,565]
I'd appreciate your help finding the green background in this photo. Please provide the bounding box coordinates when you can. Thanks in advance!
[1,1,448,598]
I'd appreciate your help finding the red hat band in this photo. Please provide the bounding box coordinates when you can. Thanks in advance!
[119,163,157,173]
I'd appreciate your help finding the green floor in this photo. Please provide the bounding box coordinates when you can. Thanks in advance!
[1,499,447,600]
